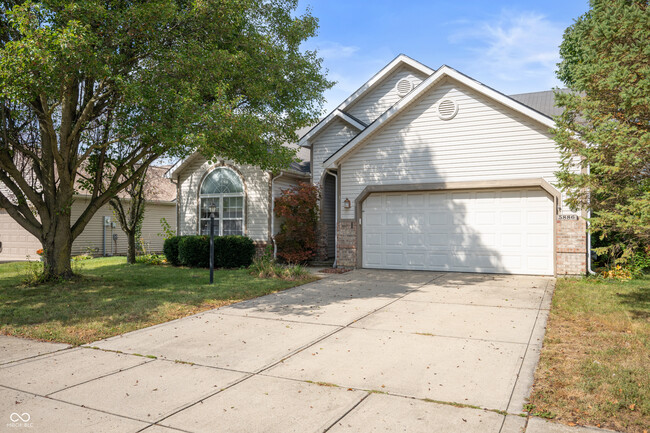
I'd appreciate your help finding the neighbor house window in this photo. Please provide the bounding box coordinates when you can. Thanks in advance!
[199,168,244,236]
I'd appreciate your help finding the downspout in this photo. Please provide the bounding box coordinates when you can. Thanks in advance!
[270,172,284,260]
[586,164,596,275]
[326,169,338,268]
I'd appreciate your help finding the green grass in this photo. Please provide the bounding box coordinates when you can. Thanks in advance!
[0,257,318,345]
[528,275,650,433]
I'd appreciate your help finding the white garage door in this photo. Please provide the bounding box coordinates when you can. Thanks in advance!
[0,208,41,261]
[362,189,554,275]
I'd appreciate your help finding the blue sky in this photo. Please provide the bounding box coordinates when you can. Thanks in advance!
[297,0,590,114]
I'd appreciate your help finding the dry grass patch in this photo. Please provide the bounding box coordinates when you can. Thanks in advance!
[528,276,649,433]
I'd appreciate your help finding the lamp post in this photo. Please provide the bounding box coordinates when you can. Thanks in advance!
[209,202,216,284]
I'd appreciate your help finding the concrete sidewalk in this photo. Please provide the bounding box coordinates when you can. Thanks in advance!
[0,270,614,433]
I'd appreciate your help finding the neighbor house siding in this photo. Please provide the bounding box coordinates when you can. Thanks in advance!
[70,197,176,256]
[339,78,573,219]
[311,118,359,186]
[345,65,428,125]
[176,154,270,242]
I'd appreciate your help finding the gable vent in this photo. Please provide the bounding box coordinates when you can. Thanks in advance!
[437,99,459,120]
[396,79,412,97]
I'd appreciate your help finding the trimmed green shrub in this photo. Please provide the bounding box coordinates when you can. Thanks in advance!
[163,236,183,266]
[178,236,210,267]
[215,236,256,268]
[175,235,255,268]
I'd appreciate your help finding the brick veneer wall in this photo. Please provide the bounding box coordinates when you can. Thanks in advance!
[316,222,329,261]
[336,220,357,268]
[556,217,587,275]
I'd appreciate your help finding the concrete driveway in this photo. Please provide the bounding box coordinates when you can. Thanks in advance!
[0,270,560,433]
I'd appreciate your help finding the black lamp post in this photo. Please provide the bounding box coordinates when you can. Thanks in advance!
[209,202,216,284]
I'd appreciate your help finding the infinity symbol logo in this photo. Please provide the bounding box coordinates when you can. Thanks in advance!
[9,413,30,422]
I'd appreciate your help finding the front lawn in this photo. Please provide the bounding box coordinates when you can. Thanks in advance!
[528,276,649,433]
[0,257,318,345]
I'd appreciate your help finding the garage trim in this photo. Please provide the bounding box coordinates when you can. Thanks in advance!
[351,178,561,274]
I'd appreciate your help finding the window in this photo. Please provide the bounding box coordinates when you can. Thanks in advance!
[199,168,244,236]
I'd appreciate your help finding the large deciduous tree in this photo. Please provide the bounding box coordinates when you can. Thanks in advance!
[554,0,649,263]
[0,0,332,280]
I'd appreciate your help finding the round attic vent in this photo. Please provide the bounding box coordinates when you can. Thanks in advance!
[437,99,459,120]
[396,79,412,97]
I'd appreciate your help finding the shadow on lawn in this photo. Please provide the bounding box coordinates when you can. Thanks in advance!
[616,286,650,320]
[0,262,277,329]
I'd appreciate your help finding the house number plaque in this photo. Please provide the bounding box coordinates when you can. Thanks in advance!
[557,214,579,221]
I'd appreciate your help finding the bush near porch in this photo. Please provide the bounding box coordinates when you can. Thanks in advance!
[163,235,255,268]
[0,257,317,345]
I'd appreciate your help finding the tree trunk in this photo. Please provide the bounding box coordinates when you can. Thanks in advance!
[126,230,136,264]
[41,214,74,280]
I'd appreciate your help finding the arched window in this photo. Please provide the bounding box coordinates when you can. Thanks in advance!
[199,168,244,236]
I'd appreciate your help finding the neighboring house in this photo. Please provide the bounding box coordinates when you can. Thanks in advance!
[0,166,176,261]
[169,54,587,276]
[166,142,310,253]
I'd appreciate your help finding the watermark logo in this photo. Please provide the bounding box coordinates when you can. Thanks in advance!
[7,412,32,428]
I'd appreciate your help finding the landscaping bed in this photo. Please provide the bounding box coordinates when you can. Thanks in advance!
[527,276,649,433]
[0,257,318,345]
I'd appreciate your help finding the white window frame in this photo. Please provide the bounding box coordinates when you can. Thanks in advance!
[198,168,245,236]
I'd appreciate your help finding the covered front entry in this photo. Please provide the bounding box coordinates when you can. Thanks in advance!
[361,188,554,275]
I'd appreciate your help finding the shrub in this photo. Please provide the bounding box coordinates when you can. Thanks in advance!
[215,236,255,268]
[176,235,255,268]
[249,256,311,280]
[274,182,319,264]
[163,236,183,266]
[178,236,210,267]
[136,254,166,265]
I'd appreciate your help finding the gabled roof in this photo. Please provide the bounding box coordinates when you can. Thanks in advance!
[298,54,434,148]
[336,54,435,112]
[297,109,366,147]
[323,65,557,168]
[510,89,571,118]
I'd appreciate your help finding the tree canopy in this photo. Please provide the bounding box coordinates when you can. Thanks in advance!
[0,0,332,279]
[554,0,649,263]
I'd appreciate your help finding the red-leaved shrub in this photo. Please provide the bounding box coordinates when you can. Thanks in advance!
[274,182,319,264]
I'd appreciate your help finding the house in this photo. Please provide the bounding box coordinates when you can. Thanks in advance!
[0,166,177,261]
[166,141,311,255]
[170,54,588,276]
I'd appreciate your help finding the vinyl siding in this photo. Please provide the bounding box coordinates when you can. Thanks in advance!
[339,78,572,219]
[0,208,41,260]
[311,118,359,186]
[176,154,270,241]
[322,173,336,258]
[71,198,176,256]
[346,65,428,125]
[0,200,175,260]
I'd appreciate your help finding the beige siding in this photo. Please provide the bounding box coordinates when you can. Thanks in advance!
[346,65,428,125]
[177,154,270,242]
[311,118,359,186]
[340,78,569,219]
[0,209,41,260]
[70,198,176,256]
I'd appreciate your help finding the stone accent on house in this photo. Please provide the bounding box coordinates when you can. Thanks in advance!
[556,217,587,275]
[316,222,329,261]
[253,241,269,258]
[336,220,357,268]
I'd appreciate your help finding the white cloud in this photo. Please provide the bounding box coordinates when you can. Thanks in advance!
[449,10,565,92]
[312,41,360,60]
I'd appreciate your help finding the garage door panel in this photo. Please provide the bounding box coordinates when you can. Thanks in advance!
[362,188,554,275]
